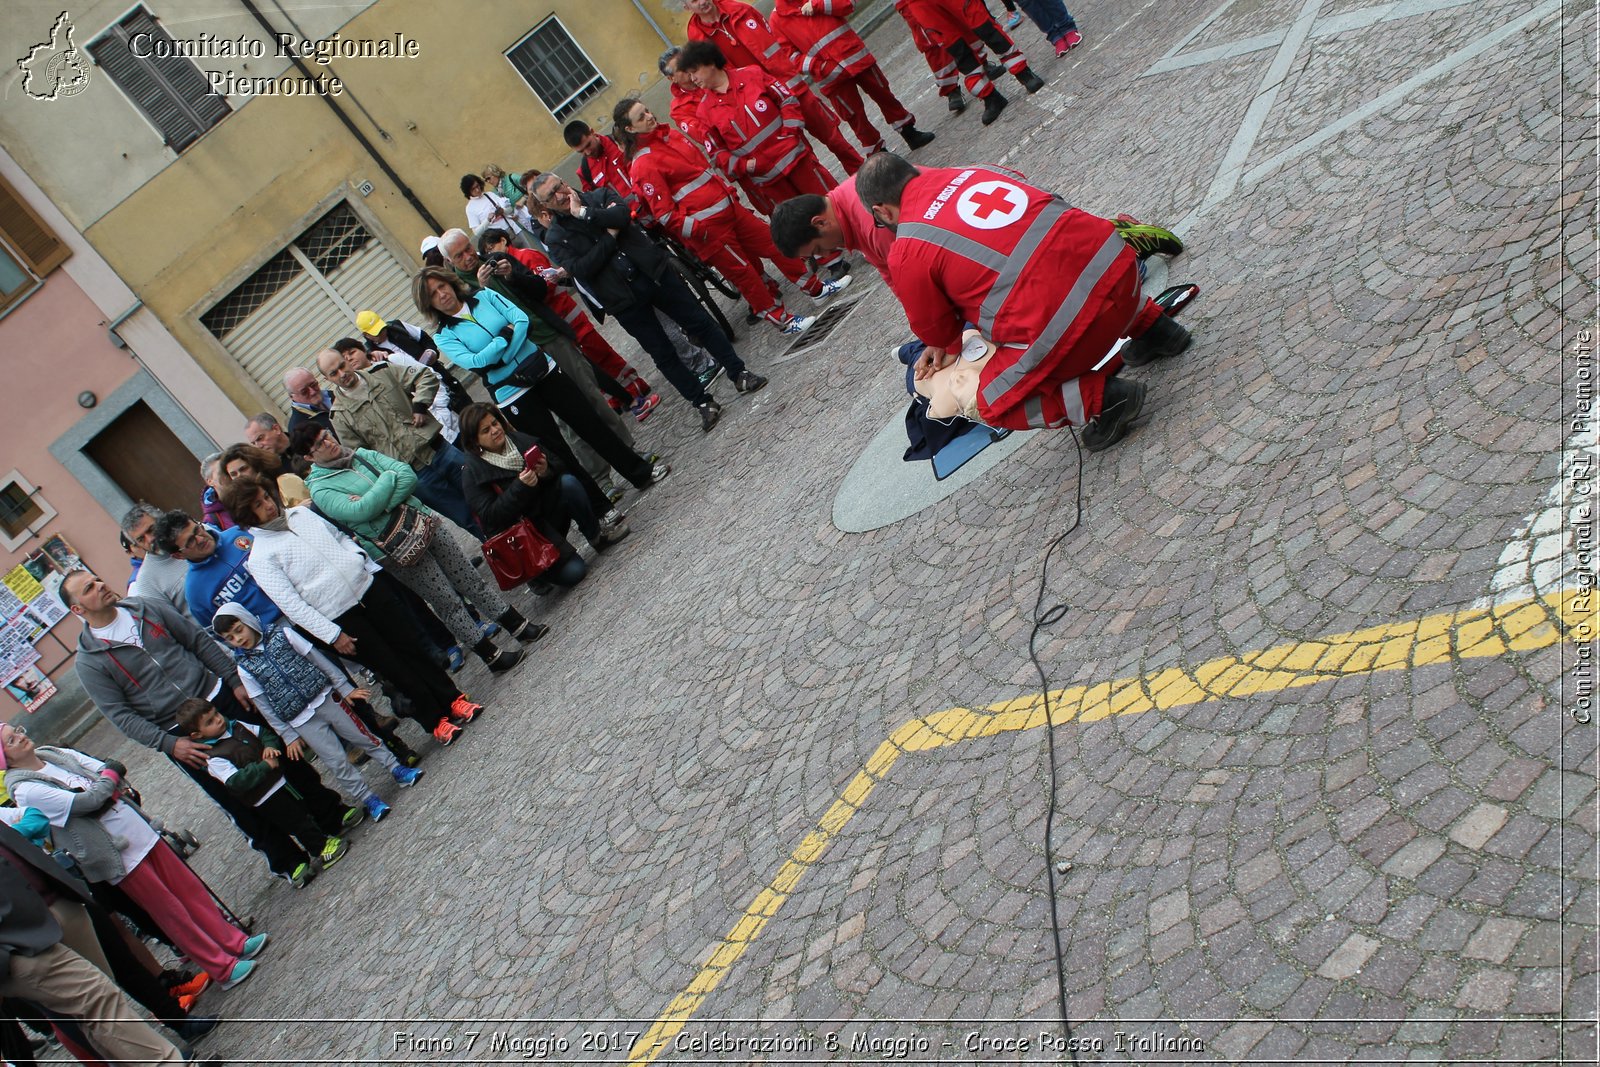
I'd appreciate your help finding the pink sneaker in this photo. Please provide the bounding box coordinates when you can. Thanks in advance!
[1055,30,1082,56]
[631,393,661,421]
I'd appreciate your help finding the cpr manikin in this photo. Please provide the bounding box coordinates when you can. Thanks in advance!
[914,330,995,423]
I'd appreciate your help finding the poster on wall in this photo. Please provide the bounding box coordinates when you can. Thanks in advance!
[4,665,55,712]
[0,617,41,685]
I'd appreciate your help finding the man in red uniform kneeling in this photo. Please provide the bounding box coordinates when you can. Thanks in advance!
[856,153,1193,452]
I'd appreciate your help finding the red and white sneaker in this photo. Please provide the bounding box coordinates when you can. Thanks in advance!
[448,694,484,724]
[1054,30,1082,56]
[631,393,661,421]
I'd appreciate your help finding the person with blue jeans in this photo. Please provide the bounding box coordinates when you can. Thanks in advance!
[458,403,630,590]
[1014,0,1081,56]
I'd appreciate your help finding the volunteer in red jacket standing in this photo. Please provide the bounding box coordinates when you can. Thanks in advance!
[856,153,1193,451]
[565,121,653,223]
[614,98,852,337]
[684,0,865,176]
[769,0,935,156]
[679,41,842,209]
[894,0,1046,126]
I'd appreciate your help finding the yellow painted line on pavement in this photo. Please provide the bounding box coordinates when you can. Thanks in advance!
[628,590,1593,1064]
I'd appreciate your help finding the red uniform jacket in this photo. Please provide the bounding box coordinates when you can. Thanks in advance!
[575,135,649,221]
[894,0,991,46]
[503,246,584,326]
[695,66,809,186]
[888,166,1142,427]
[686,0,808,88]
[628,126,737,241]
[669,81,708,143]
[770,0,874,90]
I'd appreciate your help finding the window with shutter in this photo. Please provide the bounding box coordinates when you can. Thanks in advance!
[87,6,230,151]
[0,172,69,276]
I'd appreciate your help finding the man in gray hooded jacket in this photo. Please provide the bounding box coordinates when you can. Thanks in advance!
[62,568,299,879]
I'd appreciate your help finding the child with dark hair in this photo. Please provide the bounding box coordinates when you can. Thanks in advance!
[211,603,423,822]
[175,697,352,890]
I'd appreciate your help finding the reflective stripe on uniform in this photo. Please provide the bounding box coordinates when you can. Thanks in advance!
[751,143,808,184]
[681,195,733,238]
[976,198,1070,337]
[982,232,1125,408]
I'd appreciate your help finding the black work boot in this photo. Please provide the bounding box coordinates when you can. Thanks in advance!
[1080,378,1147,453]
[985,61,1006,80]
[473,637,524,673]
[947,92,967,113]
[1119,314,1192,367]
[980,89,1009,125]
[901,125,936,150]
[497,608,549,644]
[1017,66,1046,93]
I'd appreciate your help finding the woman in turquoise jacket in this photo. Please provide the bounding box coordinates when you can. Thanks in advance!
[295,426,546,673]
[413,266,667,519]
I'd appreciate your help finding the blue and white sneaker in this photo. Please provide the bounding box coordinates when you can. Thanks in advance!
[391,766,425,788]
[476,619,501,639]
[444,646,464,672]
[779,314,817,336]
[241,933,270,959]
[814,274,853,300]
[363,795,392,822]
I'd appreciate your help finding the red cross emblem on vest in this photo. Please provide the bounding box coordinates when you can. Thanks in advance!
[956,180,1027,230]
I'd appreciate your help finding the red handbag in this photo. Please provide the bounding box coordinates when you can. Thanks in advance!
[480,518,561,590]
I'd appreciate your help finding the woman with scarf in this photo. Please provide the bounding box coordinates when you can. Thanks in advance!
[292,422,548,673]
[458,403,629,589]
[217,474,484,749]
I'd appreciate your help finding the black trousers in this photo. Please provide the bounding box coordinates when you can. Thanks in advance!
[613,269,747,406]
[252,772,342,868]
[327,573,461,728]
[165,685,285,875]
[500,363,651,513]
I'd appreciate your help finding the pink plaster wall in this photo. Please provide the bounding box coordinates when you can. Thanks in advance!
[1,268,140,699]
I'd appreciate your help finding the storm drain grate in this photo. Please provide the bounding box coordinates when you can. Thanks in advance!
[782,297,864,356]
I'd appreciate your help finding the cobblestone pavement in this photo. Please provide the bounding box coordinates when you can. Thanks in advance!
[58,0,1595,1063]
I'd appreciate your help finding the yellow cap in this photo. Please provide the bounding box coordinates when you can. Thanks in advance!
[355,310,385,336]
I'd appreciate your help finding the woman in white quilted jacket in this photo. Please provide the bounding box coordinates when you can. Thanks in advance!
[217,474,481,749]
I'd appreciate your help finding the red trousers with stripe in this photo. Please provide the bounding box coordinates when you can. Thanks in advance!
[684,203,814,316]
[795,85,863,176]
[823,64,914,151]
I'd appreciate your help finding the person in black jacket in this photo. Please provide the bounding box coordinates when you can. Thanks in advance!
[531,174,768,432]
[458,404,629,588]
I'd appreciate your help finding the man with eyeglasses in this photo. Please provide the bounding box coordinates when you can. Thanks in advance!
[283,367,337,442]
[150,509,278,633]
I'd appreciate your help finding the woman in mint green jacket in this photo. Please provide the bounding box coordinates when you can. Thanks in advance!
[294,425,546,673]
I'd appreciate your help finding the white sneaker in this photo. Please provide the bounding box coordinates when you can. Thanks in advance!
[779,315,816,336]
[815,274,853,300]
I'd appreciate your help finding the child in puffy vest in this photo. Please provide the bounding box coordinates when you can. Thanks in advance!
[209,604,423,827]
[176,697,349,890]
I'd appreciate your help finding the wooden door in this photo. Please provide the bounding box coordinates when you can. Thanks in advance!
[84,401,206,514]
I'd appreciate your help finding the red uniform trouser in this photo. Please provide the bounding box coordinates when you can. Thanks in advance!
[757,151,838,203]
[824,64,914,151]
[686,203,816,317]
[570,315,648,396]
[795,85,863,175]
[977,252,1164,430]
[941,17,1028,100]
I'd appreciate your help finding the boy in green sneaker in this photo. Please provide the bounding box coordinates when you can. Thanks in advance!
[177,698,351,889]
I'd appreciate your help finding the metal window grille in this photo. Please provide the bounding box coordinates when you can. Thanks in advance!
[505,17,606,122]
[0,483,42,538]
[87,6,230,151]
[201,203,370,340]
